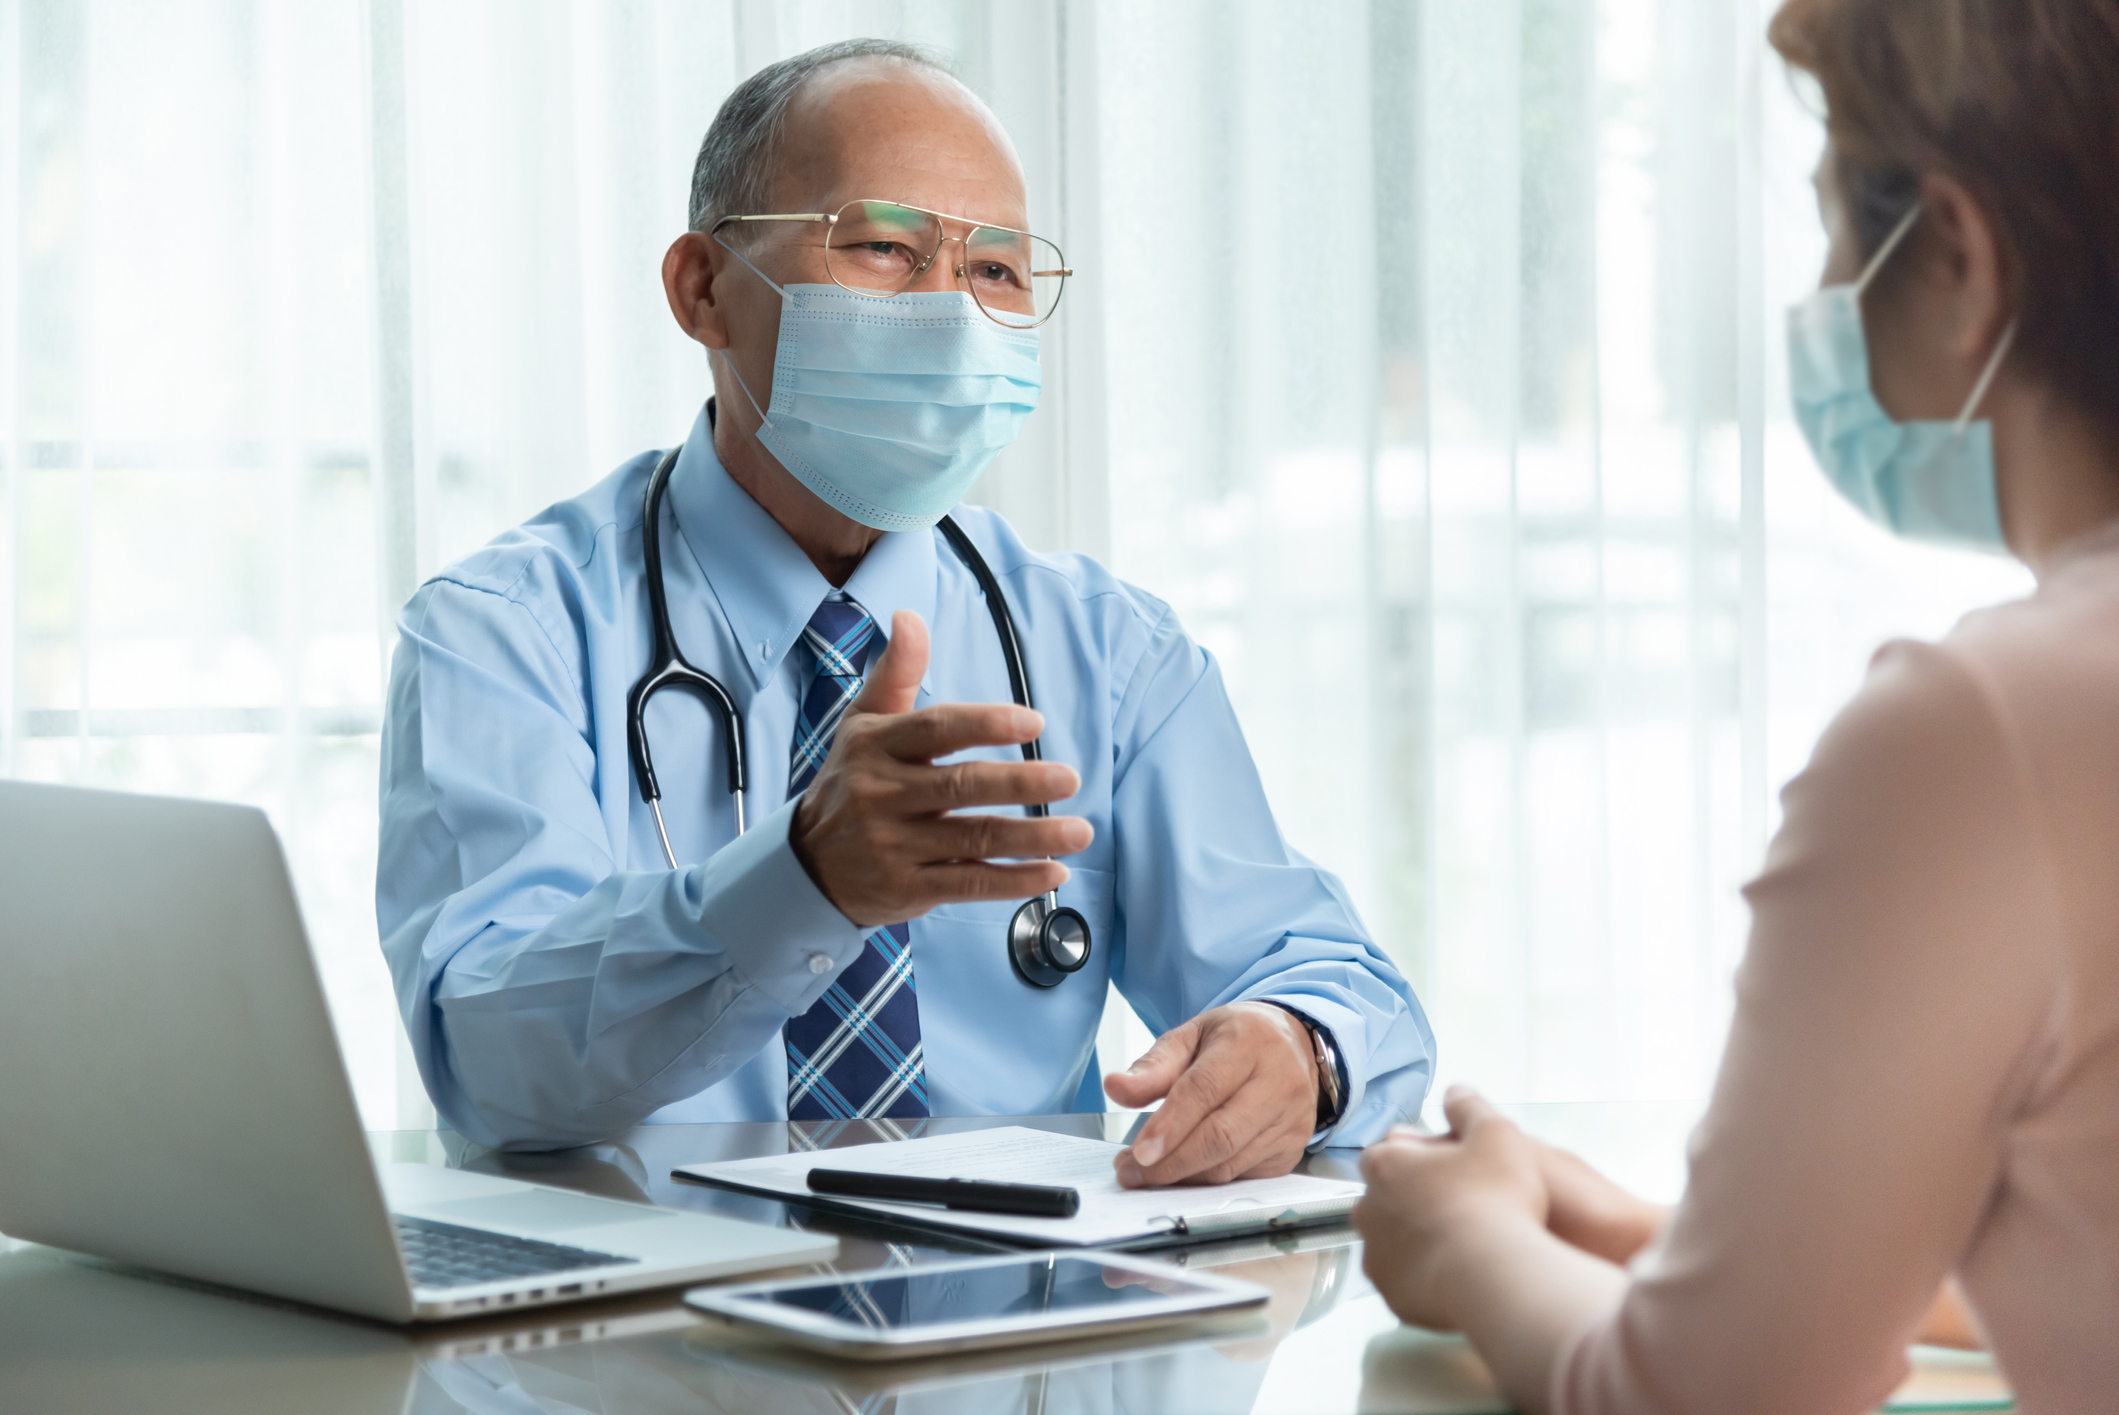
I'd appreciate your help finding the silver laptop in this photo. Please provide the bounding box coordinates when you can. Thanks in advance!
[0,780,836,1323]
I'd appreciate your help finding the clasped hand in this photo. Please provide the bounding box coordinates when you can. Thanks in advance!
[788,610,1326,1187]
[1353,1086,1664,1334]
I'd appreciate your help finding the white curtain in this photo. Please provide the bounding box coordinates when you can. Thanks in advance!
[2,0,2029,1129]
[1091,0,2030,1106]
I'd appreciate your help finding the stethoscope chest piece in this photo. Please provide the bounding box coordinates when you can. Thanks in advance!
[1008,893,1092,989]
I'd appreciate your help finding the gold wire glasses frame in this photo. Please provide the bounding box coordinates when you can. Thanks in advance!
[711,198,1072,330]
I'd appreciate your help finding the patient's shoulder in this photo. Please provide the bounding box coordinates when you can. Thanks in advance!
[1774,550,2119,929]
[1943,540,2119,707]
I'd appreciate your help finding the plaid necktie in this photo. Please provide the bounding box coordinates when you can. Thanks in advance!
[783,599,930,1121]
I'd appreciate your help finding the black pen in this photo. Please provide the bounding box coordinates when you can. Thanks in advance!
[806,1167,1082,1218]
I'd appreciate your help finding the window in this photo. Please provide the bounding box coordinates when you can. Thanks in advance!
[2,0,2029,1126]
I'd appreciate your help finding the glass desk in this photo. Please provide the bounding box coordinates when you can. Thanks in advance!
[0,1104,2010,1413]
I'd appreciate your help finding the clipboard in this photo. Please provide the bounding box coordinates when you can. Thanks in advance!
[673,1126,1364,1250]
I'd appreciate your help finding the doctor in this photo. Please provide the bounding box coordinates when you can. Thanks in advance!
[377,38,1433,1169]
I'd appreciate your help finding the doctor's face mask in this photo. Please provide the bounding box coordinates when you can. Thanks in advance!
[1787,202,2017,551]
[711,236,1042,534]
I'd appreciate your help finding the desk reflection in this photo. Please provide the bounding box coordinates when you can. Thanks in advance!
[408,1244,1353,1415]
[3,1115,1379,1415]
[414,1326,1266,1415]
[0,1233,1355,1415]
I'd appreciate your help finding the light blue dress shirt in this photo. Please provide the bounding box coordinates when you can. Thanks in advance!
[378,406,1435,1150]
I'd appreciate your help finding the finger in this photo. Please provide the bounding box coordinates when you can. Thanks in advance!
[893,758,1084,814]
[1157,1100,1308,1187]
[910,859,1070,903]
[1123,1030,1249,1171]
[871,702,1049,764]
[1360,1134,1441,1184]
[915,813,1093,863]
[1225,1121,1311,1182]
[1101,1019,1203,1114]
[1135,1075,1302,1186]
[1442,1084,1501,1139]
[848,610,929,718]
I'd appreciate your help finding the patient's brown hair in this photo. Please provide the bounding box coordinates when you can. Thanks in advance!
[1770,0,2119,440]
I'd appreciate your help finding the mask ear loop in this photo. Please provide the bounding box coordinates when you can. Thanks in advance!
[711,227,790,299]
[707,227,788,427]
[1954,320,2018,433]
[1854,203,1925,299]
[1853,202,2017,435]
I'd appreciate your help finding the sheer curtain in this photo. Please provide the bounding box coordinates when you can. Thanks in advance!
[1092,0,2030,1107]
[2,0,2029,1129]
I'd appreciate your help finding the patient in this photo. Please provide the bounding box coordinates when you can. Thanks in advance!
[1353,1,2119,1411]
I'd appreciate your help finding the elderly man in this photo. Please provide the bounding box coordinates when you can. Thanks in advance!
[378,39,1433,1181]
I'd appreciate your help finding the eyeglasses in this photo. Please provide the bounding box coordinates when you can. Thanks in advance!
[711,198,1071,330]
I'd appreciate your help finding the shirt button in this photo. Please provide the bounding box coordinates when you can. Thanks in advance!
[759,640,771,658]
[808,953,832,975]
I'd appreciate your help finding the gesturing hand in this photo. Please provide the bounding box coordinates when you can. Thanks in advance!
[1104,1001,1321,1188]
[790,609,1093,929]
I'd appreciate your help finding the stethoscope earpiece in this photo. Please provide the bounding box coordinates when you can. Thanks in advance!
[1008,894,1092,989]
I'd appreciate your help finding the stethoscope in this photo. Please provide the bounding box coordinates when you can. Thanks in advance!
[624,436,1093,989]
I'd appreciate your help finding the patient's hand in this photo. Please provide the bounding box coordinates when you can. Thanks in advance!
[1103,1002,1320,1188]
[1354,1087,1552,1333]
[1530,1141,1669,1266]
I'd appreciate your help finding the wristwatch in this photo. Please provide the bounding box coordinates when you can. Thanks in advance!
[1260,1002,1347,1133]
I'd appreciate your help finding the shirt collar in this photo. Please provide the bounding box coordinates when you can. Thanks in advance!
[666,402,938,693]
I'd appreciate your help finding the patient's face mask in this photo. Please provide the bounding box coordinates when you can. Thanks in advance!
[1787,204,2017,551]
[713,239,1042,533]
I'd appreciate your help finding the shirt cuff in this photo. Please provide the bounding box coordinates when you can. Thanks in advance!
[1256,999,1355,1149]
[686,796,869,1015]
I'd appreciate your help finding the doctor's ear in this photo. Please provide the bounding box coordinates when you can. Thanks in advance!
[661,231,733,351]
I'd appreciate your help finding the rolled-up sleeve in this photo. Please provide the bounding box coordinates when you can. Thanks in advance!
[378,578,864,1150]
[1104,606,1435,1145]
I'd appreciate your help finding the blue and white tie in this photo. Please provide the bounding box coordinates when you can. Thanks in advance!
[783,598,930,1122]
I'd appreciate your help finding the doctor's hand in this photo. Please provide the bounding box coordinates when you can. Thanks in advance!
[790,610,1093,930]
[1105,1002,1321,1188]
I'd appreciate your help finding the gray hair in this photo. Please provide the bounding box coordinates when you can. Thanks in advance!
[688,39,954,233]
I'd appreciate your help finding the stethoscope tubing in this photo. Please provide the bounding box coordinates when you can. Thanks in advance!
[624,434,1089,986]
[627,446,748,870]
[933,514,1060,921]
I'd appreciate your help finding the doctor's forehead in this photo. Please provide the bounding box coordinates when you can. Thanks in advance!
[769,60,1028,227]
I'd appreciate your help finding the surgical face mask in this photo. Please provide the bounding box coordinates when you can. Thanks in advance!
[1788,204,2017,550]
[714,240,1042,533]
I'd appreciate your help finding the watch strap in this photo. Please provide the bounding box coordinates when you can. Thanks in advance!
[1258,1001,1348,1133]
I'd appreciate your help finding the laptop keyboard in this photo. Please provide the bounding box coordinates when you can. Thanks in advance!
[393,1214,639,1290]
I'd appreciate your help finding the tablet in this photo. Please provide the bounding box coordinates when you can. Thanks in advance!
[683,1251,1269,1360]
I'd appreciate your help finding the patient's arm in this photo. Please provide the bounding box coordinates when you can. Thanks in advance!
[1534,1139,1983,1349]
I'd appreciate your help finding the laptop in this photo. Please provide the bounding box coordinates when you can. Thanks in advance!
[0,780,837,1323]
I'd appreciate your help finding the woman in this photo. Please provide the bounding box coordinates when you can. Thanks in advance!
[1353,2,2119,1411]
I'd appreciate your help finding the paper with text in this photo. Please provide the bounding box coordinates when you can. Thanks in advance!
[674,1126,1365,1248]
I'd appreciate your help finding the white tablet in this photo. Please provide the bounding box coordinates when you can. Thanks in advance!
[684,1251,1269,1360]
